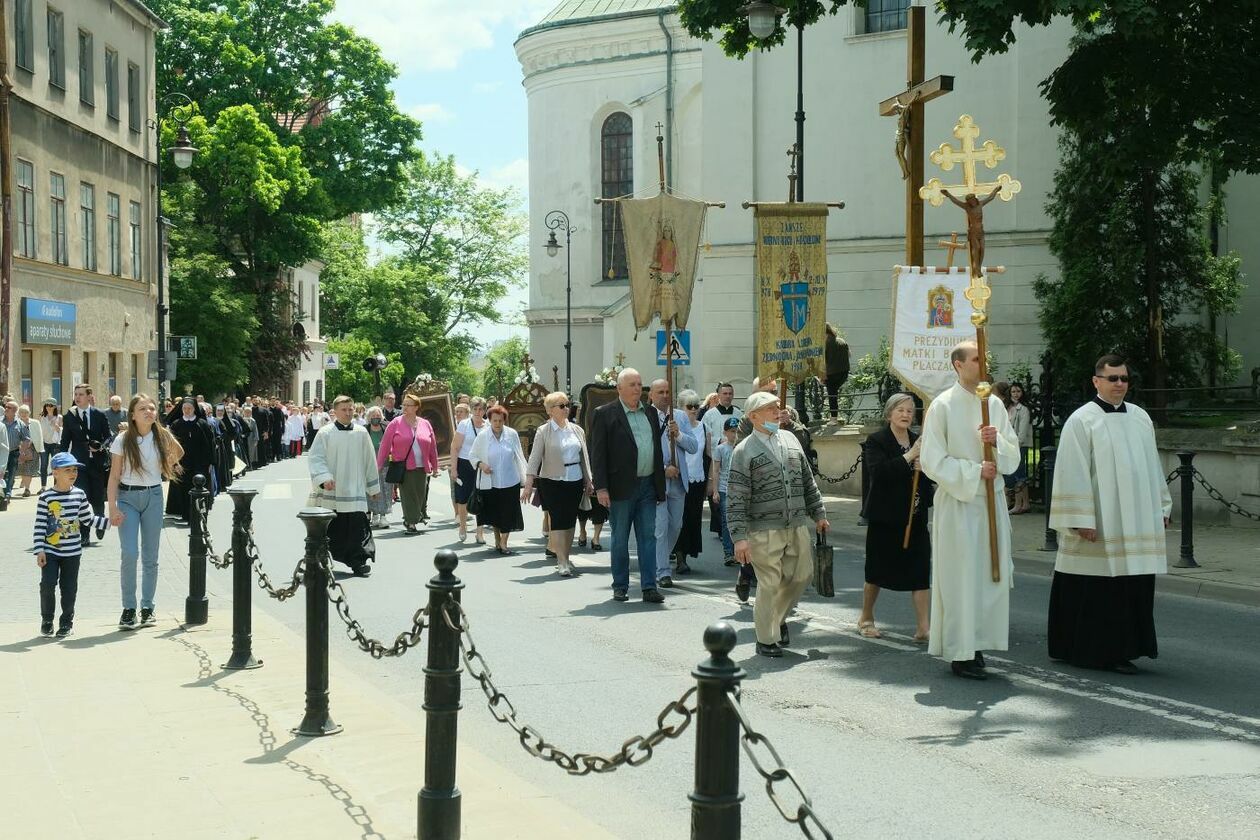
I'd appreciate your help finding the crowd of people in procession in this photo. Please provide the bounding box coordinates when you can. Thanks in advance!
[9,338,1169,680]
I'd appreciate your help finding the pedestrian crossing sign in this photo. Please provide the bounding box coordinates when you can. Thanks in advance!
[656,329,690,366]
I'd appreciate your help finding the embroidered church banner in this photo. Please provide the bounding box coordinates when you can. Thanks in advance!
[619,192,708,331]
[754,203,829,385]
[891,265,979,399]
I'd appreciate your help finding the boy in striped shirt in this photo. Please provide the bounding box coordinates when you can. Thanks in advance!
[34,452,109,638]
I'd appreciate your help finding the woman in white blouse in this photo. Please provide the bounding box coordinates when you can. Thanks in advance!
[673,389,710,573]
[448,396,488,543]
[468,405,528,555]
[38,400,62,491]
[521,392,593,577]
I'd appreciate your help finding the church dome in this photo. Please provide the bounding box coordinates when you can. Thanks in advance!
[520,0,676,40]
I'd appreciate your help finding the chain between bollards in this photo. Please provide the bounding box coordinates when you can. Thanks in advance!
[185,475,211,626]
[223,488,263,669]
[293,508,342,737]
[419,550,464,840]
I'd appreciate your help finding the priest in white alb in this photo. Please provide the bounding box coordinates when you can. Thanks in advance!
[1048,355,1170,674]
[920,341,1021,680]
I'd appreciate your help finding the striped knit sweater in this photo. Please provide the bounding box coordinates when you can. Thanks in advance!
[726,431,824,543]
[33,486,109,558]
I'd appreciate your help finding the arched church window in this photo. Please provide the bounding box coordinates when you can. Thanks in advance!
[601,112,633,281]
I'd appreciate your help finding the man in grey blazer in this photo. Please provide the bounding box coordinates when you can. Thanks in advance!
[649,379,698,588]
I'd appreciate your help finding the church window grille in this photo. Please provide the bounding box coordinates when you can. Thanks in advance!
[865,0,909,34]
[601,112,632,281]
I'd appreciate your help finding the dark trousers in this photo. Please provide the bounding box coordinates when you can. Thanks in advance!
[327,511,375,570]
[74,466,107,546]
[41,554,82,626]
[3,450,17,497]
[826,374,847,418]
[272,431,284,460]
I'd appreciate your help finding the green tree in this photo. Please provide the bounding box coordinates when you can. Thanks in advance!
[932,0,1260,401]
[676,1,855,57]
[479,337,531,399]
[153,0,421,392]
[1034,132,1243,397]
[323,335,405,404]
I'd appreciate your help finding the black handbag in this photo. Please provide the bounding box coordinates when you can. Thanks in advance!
[384,458,406,484]
[466,469,486,515]
[813,530,835,598]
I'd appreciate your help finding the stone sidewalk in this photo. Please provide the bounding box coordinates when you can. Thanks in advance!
[0,492,618,840]
[820,492,1260,606]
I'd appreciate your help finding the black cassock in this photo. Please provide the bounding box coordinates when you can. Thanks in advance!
[270,407,285,459]
[166,411,215,520]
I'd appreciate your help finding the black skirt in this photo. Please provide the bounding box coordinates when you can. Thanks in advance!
[479,484,524,533]
[1048,572,1158,667]
[454,458,479,504]
[864,517,930,591]
[538,478,584,531]
[577,494,608,526]
[674,481,707,559]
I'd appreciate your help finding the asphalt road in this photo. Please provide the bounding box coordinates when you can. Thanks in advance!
[202,456,1260,840]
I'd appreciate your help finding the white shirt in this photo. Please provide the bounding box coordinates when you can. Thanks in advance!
[683,420,706,483]
[456,417,484,460]
[549,420,583,482]
[470,426,526,489]
[41,415,61,444]
[109,431,163,487]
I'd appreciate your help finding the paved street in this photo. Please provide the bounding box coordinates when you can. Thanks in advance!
[193,456,1260,839]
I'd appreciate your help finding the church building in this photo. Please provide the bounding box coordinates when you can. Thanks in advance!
[517,1,1260,398]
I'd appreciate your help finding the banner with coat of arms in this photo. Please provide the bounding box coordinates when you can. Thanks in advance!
[754,203,830,385]
[890,265,979,400]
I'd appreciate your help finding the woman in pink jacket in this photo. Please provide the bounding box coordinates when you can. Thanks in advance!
[376,393,441,533]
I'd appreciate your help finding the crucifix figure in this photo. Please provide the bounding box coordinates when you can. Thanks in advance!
[942,186,1001,275]
[614,352,627,367]
[787,144,800,203]
[878,5,954,266]
[938,232,964,269]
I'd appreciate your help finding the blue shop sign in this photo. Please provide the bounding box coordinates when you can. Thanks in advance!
[22,297,77,346]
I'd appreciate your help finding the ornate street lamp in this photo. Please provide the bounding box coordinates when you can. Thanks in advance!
[741,2,785,40]
[150,93,199,404]
[543,210,576,395]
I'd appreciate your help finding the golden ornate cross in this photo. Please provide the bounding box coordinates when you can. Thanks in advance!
[938,232,963,269]
[919,115,1022,206]
[614,352,627,366]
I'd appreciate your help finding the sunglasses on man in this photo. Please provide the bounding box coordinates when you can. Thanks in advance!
[1095,374,1130,383]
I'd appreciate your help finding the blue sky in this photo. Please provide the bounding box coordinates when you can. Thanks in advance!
[329,1,558,350]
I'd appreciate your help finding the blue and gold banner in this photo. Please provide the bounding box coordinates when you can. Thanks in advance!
[754,203,829,385]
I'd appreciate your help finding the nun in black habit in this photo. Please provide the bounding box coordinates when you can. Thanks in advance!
[165,398,216,521]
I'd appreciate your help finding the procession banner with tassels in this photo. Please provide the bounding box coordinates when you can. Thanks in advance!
[619,192,708,332]
[754,203,829,385]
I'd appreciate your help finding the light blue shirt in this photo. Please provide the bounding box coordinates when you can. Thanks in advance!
[621,399,655,477]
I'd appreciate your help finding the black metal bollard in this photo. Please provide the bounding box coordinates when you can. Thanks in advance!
[293,508,342,737]
[223,488,262,669]
[690,621,746,840]
[1174,451,1199,568]
[185,475,210,626]
[1039,446,1058,552]
[419,550,464,840]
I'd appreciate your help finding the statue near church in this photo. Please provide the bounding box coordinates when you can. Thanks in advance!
[941,185,1001,276]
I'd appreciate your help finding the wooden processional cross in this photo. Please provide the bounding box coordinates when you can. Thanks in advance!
[920,114,1022,582]
[878,4,954,267]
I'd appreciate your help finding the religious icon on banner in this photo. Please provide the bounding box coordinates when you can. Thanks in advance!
[781,278,809,334]
[927,285,954,329]
[619,193,708,332]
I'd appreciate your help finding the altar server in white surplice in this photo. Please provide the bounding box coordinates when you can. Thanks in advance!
[920,341,1021,680]
[1047,355,1171,675]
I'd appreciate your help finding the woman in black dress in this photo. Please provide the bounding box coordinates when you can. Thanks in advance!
[164,399,215,521]
[860,393,933,641]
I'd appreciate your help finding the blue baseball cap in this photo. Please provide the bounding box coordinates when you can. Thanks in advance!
[50,452,85,470]
[723,417,741,431]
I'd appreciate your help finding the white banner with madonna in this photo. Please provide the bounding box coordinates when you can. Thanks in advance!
[890,265,980,400]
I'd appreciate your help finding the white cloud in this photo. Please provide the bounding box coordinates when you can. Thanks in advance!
[331,1,558,72]
[407,102,454,123]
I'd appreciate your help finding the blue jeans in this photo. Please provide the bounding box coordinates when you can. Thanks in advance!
[608,476,658,592]
[718,491,734,556]
[118,485,164,610]
[3,450,17,497]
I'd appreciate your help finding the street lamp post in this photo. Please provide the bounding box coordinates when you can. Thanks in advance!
[150,93,198,404]
[543,210,576,395]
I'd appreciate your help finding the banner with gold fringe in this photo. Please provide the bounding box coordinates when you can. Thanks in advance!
[754,203,830,385]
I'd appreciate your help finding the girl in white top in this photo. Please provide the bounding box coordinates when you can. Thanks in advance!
[38,403,62,491]
[448,397,488,543]
[107,394,184,628]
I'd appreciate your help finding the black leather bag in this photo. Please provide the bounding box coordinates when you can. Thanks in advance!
[813,530,835,598]
[384,458,406,484]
